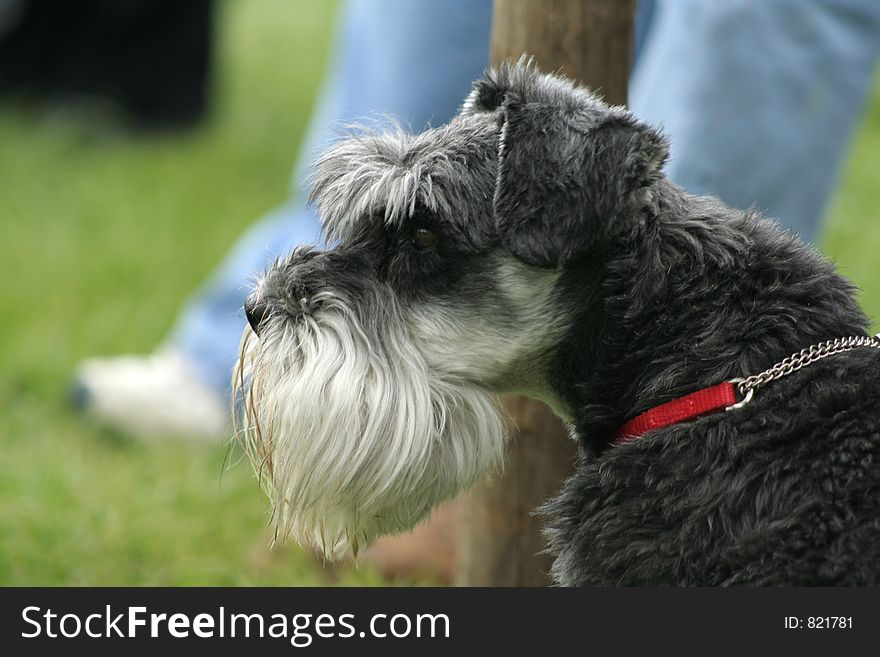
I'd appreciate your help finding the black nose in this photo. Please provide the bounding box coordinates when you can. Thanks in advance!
[244,295,269,336]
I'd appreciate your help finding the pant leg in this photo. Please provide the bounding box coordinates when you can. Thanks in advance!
[633,0,657,67]
[629,0,880,241]
[170,0,493,394]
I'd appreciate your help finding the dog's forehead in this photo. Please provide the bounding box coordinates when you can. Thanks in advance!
[309,114,499,244]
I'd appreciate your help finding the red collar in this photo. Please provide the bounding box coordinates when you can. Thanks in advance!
[615,381,740,444]
[615,334,880,444]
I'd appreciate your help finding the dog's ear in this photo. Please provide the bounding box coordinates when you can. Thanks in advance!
[495,96,668,268]
[473,61,668,268]
[495,97,668,268]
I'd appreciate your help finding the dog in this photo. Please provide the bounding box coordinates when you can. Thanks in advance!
[235,60,880,585]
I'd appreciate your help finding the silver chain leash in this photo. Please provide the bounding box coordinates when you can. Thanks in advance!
[728,333,880,410]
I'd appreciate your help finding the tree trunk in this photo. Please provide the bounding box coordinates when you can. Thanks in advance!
[456,0,636,587]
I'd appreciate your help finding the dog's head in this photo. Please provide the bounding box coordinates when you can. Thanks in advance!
[234,60,668,558]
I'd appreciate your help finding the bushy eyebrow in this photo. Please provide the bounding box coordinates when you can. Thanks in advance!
[308,115,498,245]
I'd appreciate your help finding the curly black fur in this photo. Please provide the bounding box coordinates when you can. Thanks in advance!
[543,180,880,585]
[463,59,880,586]
[271,59,880,585]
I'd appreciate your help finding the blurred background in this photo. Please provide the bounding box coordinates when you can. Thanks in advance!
[1,0,879,585]
[0,0,403,586]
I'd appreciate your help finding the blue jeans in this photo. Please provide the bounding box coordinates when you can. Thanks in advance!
[629,0,880,238]
[171,0,880,395]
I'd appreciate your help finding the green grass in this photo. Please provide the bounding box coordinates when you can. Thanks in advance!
[0,0,392,586]
[1,0,880,585]
[822,77,880,329]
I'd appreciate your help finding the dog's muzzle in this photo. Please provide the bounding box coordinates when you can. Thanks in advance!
[244,294,269,336]
[244,248,335,336]
[233,245,509,559]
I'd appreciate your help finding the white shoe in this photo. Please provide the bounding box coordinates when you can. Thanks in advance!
[73,348,230,441]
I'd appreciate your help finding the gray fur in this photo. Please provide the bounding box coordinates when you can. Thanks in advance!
[237,59,880,585]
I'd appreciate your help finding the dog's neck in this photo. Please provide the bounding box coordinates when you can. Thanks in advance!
[548,178,870,455]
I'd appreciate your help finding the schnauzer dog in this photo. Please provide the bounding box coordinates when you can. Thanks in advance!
[235,60,880,585]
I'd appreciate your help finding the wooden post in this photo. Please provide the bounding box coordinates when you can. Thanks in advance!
[456,0,636,587]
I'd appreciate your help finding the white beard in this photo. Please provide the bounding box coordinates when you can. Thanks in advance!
[234,291,507,560]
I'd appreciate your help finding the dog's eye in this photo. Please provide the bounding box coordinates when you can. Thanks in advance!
[411,227,439,250]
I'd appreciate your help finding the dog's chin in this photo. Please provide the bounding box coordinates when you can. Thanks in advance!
[234,298,507,560]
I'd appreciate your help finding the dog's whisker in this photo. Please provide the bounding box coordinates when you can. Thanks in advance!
[234,285,507,560]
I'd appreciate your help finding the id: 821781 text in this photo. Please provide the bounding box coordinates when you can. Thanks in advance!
[784,616,852,629]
